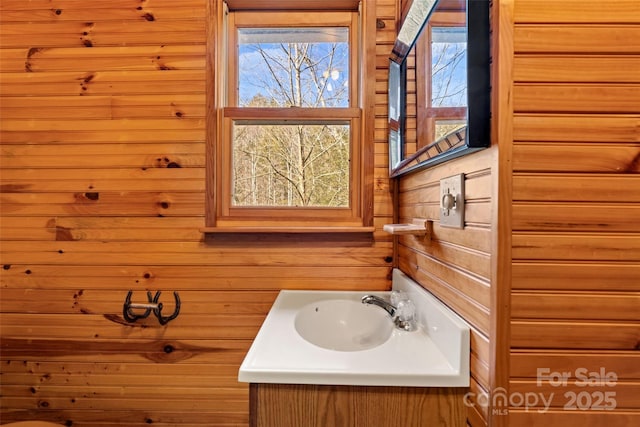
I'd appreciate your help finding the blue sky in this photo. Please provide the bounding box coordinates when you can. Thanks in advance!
[237,28,350,107]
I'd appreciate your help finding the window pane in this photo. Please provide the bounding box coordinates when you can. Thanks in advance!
[237,27,350,108]
[431,27,467,107]
[232,122,350,207]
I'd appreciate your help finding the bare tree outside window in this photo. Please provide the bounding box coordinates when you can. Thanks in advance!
[431,39,466,107]
[232,28,351,208]
[430,26,467,141]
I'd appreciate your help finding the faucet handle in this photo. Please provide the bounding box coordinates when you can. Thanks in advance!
[390,290,409,306]
[395,299,417,331]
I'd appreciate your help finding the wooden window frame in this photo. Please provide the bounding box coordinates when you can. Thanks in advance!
[204,1,375,233]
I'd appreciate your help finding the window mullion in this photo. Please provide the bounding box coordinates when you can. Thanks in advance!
[223,107,360,121]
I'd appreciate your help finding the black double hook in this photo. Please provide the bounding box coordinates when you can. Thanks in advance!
[123,290,181,325]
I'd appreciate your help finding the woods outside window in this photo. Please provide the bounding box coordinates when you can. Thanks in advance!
[205,1,374,232]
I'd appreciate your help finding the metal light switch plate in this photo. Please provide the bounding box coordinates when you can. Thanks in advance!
[439,174,465,228]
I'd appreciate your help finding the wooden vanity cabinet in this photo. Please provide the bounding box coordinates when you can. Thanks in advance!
[250,383,468,427]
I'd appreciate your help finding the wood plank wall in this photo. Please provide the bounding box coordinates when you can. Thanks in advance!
[396,148,495,427]
[0,1,396,425]
[509,0,640,425]
[398,0,639,426]
[395,1,497,426]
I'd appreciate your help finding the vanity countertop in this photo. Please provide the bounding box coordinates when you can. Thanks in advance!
[238,269,470,387]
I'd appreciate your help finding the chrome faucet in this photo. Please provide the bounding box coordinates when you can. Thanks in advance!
[361,294,396,317]
[361,294,416,331]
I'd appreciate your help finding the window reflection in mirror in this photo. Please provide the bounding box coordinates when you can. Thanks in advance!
[389,0,490,177]
[416,8,467,158]
[430,27,467,141]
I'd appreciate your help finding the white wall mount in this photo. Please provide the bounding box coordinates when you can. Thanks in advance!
[440,174,465,229]
[383,218,433,241]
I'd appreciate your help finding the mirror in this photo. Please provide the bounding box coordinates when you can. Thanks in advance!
[388,0,490,177]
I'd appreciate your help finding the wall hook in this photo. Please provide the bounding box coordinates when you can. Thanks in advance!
[122,290,181,325]
[123,290,155,322]
[153,291,181,325]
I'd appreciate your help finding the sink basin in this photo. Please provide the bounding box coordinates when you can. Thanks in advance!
[238,268,470,387]
[294,299,393,351]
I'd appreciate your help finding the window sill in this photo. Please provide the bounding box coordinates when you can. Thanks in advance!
[200,226,375,234]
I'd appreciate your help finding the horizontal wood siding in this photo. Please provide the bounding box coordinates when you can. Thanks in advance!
[397,141,494,427]
[510,0,640,425]
[395,2,499,426]
[0,0,394,425]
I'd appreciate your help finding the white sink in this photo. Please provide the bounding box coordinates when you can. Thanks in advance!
[294,299,393,351]
[238,268,470,387]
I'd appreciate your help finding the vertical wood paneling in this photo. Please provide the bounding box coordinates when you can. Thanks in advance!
[489,1,515,426]
[509,0,640,426]
[0,1,394,425]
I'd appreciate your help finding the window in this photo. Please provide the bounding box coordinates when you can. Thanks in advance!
[205,2,374,232]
